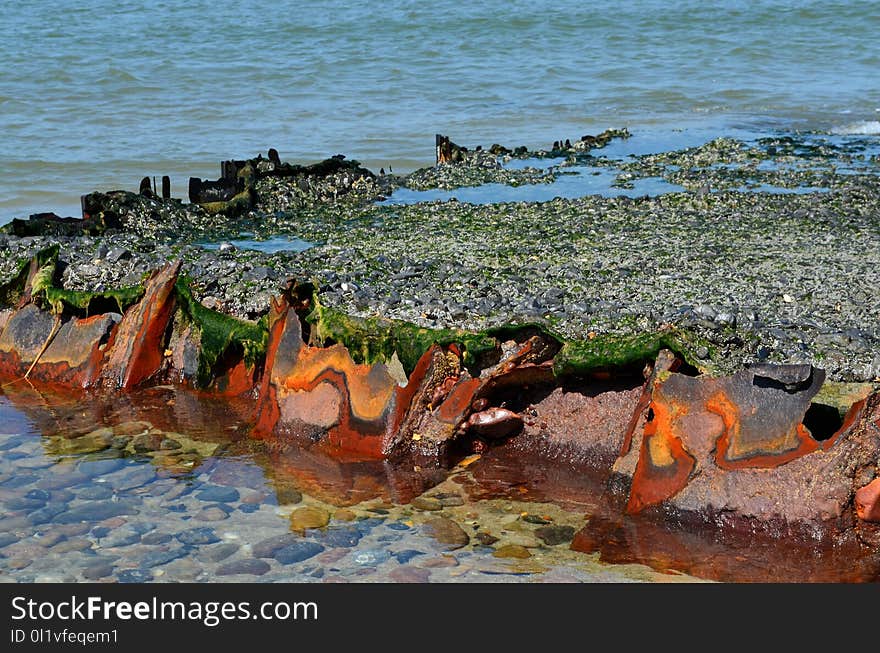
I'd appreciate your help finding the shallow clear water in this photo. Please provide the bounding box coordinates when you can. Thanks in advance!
[381,170,685,205]
[380,127,880,204]
[2,0,880,221]
[198,236,315,254]
[2,387,878,583]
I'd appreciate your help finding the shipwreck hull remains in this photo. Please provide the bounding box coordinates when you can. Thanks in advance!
[0,247,878,548]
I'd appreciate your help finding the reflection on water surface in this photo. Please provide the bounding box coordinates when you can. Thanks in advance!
[1,385,877,583]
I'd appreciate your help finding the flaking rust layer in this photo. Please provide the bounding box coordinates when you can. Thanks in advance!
[0,248,878,544]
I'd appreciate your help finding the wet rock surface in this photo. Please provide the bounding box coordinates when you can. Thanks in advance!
[2,131,880,582]
[0,395,737,583]
[1,133,879,380]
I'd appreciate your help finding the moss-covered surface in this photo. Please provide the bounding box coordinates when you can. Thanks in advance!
[43,285,145,317]
[0,246,143,317]
[0,249,720,384]
[199,188,254,218]
[812,381,878,416]
[305,291,706,378]
[3,133,879,383]
[552,329,711,377]
[173,277,268,387]
[306,294,498,374]
[0,245,59,307]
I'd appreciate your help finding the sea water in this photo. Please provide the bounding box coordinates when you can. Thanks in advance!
[1,0,879,222]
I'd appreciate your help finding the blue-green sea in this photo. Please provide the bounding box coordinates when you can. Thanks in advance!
[1,0,879,220]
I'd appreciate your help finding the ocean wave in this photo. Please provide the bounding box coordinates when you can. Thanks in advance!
[832,120,880,135]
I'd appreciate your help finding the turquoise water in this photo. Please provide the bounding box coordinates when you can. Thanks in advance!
[381,168,686,205]
[1,0,879,221]
[198,235,315,253]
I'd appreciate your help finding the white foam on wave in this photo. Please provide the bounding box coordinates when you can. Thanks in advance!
[832,120,880,135]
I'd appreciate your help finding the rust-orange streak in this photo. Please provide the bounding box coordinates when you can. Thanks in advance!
[281,345,395,420]
[121,299,176,389]
[76,314,108,326]
[626,398,696,514]
[28,360,85,387]
[251,383,281,440]
[621,358,682,457]
[250,302,289,438]
[0,349,89,388]
[436,378,481,423]
[822,398,867,451]
[620,379,651,457]
[83,317,119,388]
[854,478,880,522]
[390,345,438,432]
[283,366,389,459]
[0,350,87,396]
[709,392,819,470]
[0,350,25,380]
[118,267,180,390]
[212,360,257,397]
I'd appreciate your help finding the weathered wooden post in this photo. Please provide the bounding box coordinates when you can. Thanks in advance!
[188,177,202,203]
[436,134,451,164]
[222,160,236,182]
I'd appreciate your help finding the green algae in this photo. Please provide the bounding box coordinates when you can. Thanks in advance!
[306,294,498,374]
[306,291,708,379]
[43,285,144,317]
[812,381,877,417]
[552,329,711,377]
[173,277,268,387]
[198,188,255,218]
[0,246,144,316]
[0,245,59,308]
[0,251,714,388]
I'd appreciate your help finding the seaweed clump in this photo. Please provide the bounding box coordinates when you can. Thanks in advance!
[174,276,268,387]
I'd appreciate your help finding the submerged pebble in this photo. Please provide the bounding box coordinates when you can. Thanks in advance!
[252,534,300,558]
[55,501,137,524]
[352,549,391,566]
[117,569,154,583]
[195,506,230,521]
[198,542,240,563]
[392,549,425,564]
[216,558,271,576]
[82,562,114,580]
[535,525,576,546]
[422,517,470,551]
[290,506,330,532]
[196,485,240,503]
[388,566,431,583]
[493,544,532,559]
[176,527,220,546]
[141,532,173,545]
[273,541,325,565]
[319,526,362,548]
[78,485,114,500]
